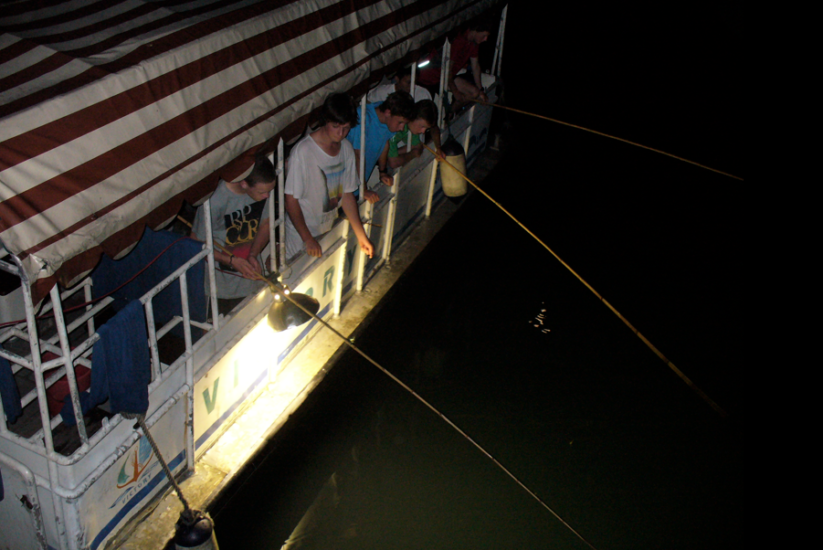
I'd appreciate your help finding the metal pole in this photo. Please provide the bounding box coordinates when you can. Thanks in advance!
[203,199,219,331]
[179,274,195,471]
[383,171,399,261]
[267,151,276,275]
[428,40,450,217]
[407,61,416,153]
[437,39,450,128]
[334,222,348,318]
[145,300,162,380]
[359,95,367,199]
[83,280,95,344]
[276,140,285,273]
[497,5,508,77]
[425,155,438,219]
[0,452,48,549]
[463,103,475,155]
[48,286,87,444]
[356,95,369,294]
[13,260,69,550]
[356,201,371,294]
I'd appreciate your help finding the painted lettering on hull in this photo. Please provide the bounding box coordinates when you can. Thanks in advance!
[323,266,335,296]
[201,360,246,415]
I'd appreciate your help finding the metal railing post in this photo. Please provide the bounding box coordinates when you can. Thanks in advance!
[274,141,285,274]
[203,199,219,330]
[334,221,348,318]
[496,5,508,77]
[383,171,400,261]
[48,286,87,445]
[359,95,367,199]
[179,274,195,472]
[463,103,475,154]
[14,260,69,550]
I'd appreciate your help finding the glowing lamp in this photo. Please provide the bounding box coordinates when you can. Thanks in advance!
[266,284,319,332]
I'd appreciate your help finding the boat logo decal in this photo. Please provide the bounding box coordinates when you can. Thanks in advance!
[109,436,159,509]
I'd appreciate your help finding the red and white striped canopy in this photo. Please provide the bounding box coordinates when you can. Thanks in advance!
[0,0,495,304]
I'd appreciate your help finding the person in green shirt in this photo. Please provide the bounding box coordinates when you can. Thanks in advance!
[383,100,444,171]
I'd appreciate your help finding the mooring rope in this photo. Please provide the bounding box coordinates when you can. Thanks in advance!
[272,284,600,550]
[423,143,727,418]
[122,413,197,522]
[472,99,743,181]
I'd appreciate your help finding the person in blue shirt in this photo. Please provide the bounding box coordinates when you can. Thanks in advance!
[346,91,414,203]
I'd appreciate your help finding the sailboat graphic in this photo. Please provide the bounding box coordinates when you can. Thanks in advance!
[116,436,153,488]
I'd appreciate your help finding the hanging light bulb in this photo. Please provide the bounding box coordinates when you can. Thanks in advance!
[266,281,319,332]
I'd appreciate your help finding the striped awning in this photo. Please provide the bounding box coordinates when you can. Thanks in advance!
[0,0,495,304]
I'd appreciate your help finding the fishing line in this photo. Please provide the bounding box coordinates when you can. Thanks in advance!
[423,143,727,418]
[472,99,743,181]
[270,283,601,550]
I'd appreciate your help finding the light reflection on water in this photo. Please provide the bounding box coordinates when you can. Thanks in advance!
[210,186,740,549]
[209,10,742,545]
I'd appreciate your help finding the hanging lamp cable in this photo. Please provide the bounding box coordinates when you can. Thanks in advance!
[424,142,727,418]
[471,99,743,181]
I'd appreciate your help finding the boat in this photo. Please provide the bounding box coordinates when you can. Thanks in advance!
[0,1,508,548]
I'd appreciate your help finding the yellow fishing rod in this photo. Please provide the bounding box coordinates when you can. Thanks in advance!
[423,142,727,418]
[472,99,743,181]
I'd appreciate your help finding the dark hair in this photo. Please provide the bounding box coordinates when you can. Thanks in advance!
[247,156,276,186]
[396,66,412,80]
[412,100,437,126]
[320,93,359,127]
[377,91,415,119]
[469,15,495,34]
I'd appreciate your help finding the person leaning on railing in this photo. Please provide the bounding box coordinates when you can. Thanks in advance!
[417,17,492,115]
[346,91,415,203]
[283,93,374,262]
[191,156,275,313]
[384,99,444,171]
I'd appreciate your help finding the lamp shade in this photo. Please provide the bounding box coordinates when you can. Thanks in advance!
[267,292,320,332]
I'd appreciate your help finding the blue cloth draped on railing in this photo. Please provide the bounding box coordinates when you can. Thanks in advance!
[91,227,206,340]
[0,354,22,424]
[61,300,151,425]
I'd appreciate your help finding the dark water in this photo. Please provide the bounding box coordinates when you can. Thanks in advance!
[210,7,743,549]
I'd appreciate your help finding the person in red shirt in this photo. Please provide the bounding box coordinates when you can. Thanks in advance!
[418,19,492,114]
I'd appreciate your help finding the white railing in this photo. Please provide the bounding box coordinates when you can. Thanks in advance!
[0,9,509,544]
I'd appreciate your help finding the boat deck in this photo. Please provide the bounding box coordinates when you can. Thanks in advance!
[108,141,505,550]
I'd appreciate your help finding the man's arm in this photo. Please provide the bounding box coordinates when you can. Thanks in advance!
[378,141,393,185]
[352,147,380,203]
[247,217,269,272]
[429,125,444,159]
[341,192,374,258]
[285,194,322,257]
[388,144,423,169]
[470,57,487,102]
[388,149,421,169]
[191,222,260,279]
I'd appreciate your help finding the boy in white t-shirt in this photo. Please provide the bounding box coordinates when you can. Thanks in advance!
[284,94,375,260]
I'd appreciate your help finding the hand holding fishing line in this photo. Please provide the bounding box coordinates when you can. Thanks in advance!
[177,215,265,279]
